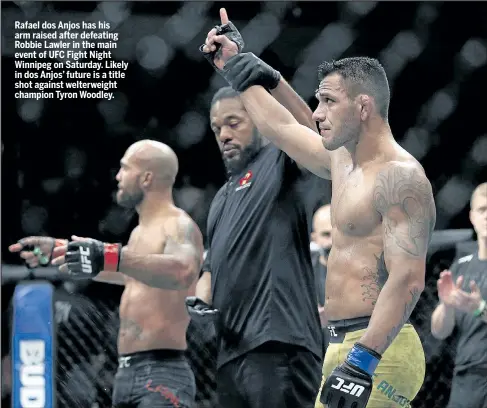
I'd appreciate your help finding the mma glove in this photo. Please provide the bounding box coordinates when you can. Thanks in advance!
[64,239,122,279]
[185,296,219,320]
[222,52,281,92]
[199,20,281,91]
[320,343,381,408]
[199,21,245,70]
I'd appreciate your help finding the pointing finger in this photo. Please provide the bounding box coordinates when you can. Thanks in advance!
[9,243,23,253]
[220,8,229,25]
[455,275,463,289]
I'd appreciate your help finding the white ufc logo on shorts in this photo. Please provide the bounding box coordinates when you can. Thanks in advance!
[79,246,92,274]
[331,377,365,397]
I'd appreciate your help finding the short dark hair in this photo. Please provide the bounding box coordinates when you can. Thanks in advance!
[317,57,390,119]
[211,86,239,108]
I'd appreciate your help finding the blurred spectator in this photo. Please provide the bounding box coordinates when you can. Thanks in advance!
[310,204,332,330]
[431,182,487,408]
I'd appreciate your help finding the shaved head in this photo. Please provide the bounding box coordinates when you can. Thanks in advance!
[125,140,179,188]
[471,182,487,209]
[312,204,332,250]
[470,182,487,240]
[116,139,179,209]
[313,205,331,230]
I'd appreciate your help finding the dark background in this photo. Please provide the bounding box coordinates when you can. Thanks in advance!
[2,1,487,407]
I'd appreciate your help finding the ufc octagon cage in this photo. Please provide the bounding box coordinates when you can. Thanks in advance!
[1,1,487,408]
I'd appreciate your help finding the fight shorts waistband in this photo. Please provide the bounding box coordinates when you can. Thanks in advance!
[118,349,185,368]
[326,316,412,344]
[326,316,371,343]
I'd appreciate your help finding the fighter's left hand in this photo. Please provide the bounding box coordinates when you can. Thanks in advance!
[320,343,381,408]
[200,8,242,70]
[450,280,483,313]
[52,235,122,279]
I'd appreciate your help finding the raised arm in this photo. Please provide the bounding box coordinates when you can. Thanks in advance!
[359,162,436,354]
[270,78,318,132]
[201,10,331,178]
[239,85,331,179]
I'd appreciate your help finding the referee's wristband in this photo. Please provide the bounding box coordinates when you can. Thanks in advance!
[473,299,486,317]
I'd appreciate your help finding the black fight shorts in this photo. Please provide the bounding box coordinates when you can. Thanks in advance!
[112,350,196,408]
[216,341,321,408]
[446,369,487,408]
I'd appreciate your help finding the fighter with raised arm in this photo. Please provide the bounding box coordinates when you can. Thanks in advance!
[201,9,435,408]
[9,140,204,408]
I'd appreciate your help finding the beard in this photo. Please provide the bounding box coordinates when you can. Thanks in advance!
[223,128,264,176]
[322,111,361,151]
[117,188,144,209]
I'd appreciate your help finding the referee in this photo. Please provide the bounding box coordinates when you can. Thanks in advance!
[203,85,323,408]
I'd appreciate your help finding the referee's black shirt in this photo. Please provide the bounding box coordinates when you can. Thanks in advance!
[450,251,487,374]
[205,144,323,369]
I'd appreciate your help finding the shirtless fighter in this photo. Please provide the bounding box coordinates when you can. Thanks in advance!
[9,140,204,408]
[202,9,436,408]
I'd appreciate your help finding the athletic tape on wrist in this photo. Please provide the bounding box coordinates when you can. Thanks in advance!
[104,243,121,272]
[346,344,380,376]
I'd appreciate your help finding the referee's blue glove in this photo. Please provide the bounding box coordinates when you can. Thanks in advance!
[320,343,381,408]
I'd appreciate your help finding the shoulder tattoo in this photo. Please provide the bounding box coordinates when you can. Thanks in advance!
[165,216,203,269]
[373,164,436,257]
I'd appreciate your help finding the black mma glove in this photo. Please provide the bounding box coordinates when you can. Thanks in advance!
[222,52,281,92]
[64,239,122,279]
[199,21,245,70]
[320,343,381,408]
[185,296,219,319]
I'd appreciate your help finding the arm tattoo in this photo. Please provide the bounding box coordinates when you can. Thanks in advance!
[361,253,388,305]
[373,165,435,257]
[381,286,421,352]
[164,217,202,270]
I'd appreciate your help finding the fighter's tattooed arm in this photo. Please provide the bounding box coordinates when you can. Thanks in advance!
[359,162,436,354]
[361,253,388,305]
[119,216,204,290]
